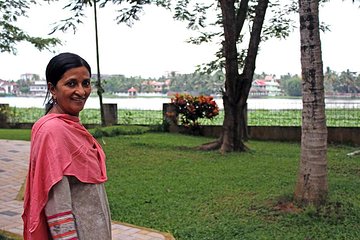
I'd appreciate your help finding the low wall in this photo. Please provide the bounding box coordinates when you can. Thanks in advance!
[249,126,301,142]
[252,126,360,145]
[327,127,360,145]
[168,125,360,146]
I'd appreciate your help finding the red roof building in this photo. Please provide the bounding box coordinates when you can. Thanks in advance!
[127,87,138,96]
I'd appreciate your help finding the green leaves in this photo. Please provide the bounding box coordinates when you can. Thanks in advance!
[0,0,60,54]
[171,93,220,129]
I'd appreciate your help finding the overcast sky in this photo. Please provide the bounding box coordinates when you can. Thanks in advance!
[0,0,359,81]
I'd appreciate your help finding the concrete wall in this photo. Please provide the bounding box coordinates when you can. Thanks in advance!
[103,103,118,126]
[251,126,360,145]
[0,104,9,128]
[168,125,360,146]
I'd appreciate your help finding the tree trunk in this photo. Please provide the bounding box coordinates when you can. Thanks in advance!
[218,0,268,153]
[294,0,328,206]
[94,0,106,126]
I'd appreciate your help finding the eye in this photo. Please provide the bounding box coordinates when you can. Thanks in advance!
[66,80,76,87]
[82,79,91,87]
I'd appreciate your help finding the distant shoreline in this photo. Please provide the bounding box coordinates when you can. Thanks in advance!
[1,96,359,110]
[1,93,359,100]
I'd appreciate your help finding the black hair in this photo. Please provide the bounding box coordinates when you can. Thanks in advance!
[44,52,91,113]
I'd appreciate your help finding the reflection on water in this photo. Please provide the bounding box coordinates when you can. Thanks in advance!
[0,96,359,110]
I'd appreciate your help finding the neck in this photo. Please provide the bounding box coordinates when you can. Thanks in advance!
[48,104,78,117]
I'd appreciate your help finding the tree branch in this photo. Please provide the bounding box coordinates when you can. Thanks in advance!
[241,0,269,102]
[235,0,249,41]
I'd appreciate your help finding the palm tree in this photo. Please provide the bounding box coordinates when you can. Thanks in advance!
[294,0,328,205]
[324,67,337,95]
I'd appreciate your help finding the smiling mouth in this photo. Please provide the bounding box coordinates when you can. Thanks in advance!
[72,98,86,102]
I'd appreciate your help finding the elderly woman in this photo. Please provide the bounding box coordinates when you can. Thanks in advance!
[22,52,112,240]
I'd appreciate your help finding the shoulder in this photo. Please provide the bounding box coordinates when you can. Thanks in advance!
[31,115,73,146]
[33,115,67,134]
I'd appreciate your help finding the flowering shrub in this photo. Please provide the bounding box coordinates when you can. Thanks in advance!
[170,93,220,129]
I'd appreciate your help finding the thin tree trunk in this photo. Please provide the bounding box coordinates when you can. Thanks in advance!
[94,0,105,126]
[294,0,328,206]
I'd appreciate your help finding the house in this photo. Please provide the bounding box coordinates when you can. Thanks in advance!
[29,80,47,97]
[141,79,171,93]
[250,79,267,97]
[0,79,18,95]
[128,87,137,97]
[250,75,282,96]
[264,75,282,96]
[20,73,39,81]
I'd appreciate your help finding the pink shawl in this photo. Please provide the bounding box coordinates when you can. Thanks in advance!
[22,114,108,240]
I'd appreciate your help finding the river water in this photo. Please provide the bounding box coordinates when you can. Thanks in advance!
[0,96,359,110]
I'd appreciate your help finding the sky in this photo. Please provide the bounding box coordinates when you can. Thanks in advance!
[0,0,359,81]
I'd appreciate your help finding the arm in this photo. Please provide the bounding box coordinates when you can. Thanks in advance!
[45,176,78,239]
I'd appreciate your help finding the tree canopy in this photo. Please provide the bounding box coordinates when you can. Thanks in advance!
[0,0,60,54]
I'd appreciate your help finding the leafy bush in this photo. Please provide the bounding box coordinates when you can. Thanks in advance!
[89,125,150,138]
[170,93,220,129]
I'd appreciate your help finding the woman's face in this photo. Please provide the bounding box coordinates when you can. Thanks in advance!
[49,66,91,116]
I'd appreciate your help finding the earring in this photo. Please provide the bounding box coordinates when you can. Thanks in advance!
[52,97,57,105]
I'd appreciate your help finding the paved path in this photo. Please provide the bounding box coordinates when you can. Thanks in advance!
[0,139,174,240]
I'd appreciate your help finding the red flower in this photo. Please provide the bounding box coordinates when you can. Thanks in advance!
[171,94,220,129]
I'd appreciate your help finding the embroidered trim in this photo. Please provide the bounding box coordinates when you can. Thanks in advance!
[52,230,77,239]
[47,211,78,240]
[47,211,73,220]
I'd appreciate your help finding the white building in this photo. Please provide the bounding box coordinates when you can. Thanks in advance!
[0,79,18,95]
[20,73,39,81]
[250,75,282,96]
[29,80,47,97]
[264,75,282,96]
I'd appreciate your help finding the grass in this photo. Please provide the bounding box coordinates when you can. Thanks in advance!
[0,125,150,142]
[0,129,30,141]
[0,231,21,240]
[1,130,359,239]
[102,133,360,239]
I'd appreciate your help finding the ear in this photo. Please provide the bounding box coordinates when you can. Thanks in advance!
[48,82,56,99]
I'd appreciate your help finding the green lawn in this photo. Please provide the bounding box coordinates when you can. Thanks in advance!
[0,129,30,141]
[1,130,359,239]
[103,133,360,239]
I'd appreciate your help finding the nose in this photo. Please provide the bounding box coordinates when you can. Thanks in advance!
[75,84,86,96]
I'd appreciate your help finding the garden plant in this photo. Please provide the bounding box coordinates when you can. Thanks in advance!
[170,93,220,132]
